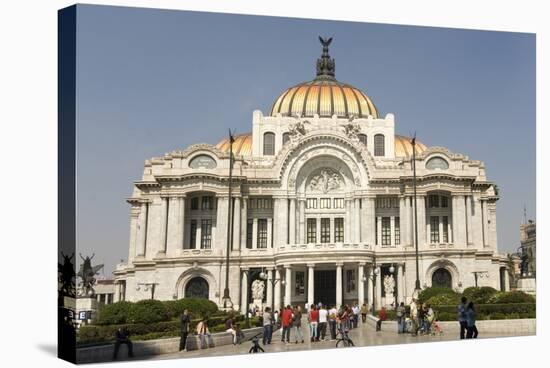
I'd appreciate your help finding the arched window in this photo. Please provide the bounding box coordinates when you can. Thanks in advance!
[185,277,209,299]
[358,134,367,146]
[282,132,290,145]
[263,132,275,156]
[374,134,385,156]
[431,268,452,288]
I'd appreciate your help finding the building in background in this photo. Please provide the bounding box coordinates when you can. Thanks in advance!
[114,39,509,311]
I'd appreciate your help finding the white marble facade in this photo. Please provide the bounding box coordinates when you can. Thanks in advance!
[114,43,509,311]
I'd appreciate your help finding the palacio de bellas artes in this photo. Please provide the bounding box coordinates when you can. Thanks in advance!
[113,38,508,313]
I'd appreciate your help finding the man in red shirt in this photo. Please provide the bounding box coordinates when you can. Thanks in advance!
[376,307,387,331]
[281,305,293,343]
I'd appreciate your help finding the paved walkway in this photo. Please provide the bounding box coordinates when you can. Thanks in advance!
[145,321,532,361]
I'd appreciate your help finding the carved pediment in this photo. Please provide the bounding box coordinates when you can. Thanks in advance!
[307,168,344,193]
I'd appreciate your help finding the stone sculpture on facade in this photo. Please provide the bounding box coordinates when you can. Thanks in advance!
[308,169,343,193]
[383,274,396,307]
[77,254,104,297]
[251,279,265,310]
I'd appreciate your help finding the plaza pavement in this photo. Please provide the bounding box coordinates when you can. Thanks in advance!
[145,320,533,361]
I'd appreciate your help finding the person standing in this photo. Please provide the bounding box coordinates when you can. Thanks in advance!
[465,302,478,339]
[352,303,360,328]
[396,302,405,334]
[328,305,338,341]
[457,296,468,339]
[179,309,191,351]
[360,303,368,323]
[225,314,237,345]
[262,307,273,345]
[281,305,293,343]
[308,304,319,342]
[410,298,418,336]
[318,304,328,341]
[292,305,305,343]
[376,306,387,331]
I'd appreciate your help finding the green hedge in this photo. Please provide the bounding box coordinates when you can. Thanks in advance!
[97,298,220,326]
[488,291,535,304]
[462,287,498,304]
[78,315,261,346]
[418,287,460,304]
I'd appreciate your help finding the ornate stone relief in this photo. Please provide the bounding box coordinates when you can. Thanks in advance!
[308,168,344,193]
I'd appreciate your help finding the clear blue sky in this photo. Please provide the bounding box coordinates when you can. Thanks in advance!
[75,5,535,275]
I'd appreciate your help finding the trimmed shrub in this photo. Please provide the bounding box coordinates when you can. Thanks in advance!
[418,287,460,304]
[488,291,535,304]
[128,299,168,324]
[163,298,219,320]
[462,287,498,304]
[97,301,133,325]
[426,293,461,306]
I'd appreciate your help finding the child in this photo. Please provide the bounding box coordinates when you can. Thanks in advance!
[432,318,443,335]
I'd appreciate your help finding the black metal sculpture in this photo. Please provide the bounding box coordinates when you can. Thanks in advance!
[316,36,336,78]
[58,251,76,300]
[77,253,104,297]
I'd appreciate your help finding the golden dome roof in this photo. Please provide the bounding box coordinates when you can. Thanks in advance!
[270,80,379,119]
[270,37,378,119]
[215,133,426,158]
[215,133,252,156]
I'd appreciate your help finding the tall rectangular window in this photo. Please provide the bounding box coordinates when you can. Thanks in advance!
[428,195,440,208]
[257,219,268,248]
[374,134,385,156]
[306,198,317,209]
[346,269,356,292]
[395,217,400,245]
[430,216,440,243]
[307,218,317,243]
[442,216,449,243]
[189,220,197,248]
[381,217,391,246]
[201,196,214,210]
[334,218,344,242]
[191,197,199,210]
[246,219,253,249]
[295,271,305,295]
[321,218,330,243]
[201,219,212,248]
[441,196,449,208]
[333,198,345,209]
[320,198,331,209]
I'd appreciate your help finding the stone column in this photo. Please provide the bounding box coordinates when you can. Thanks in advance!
[284,266,292,307]
[452,195,466,247]
[252,218,258,249]
[466,195,473,245]
[137,202,148,257]
[274,198,288,247]
[240,197,248,249]
[177,196,186,249]
[308,264,315,306]
[471,194,483,247]
[128,208,139,262]
[166,196,180,255]
[298,199,306,244]
[289,198,296,245]
[267,217,273,248]
[233,197,241,251]
[361,198,368,242]
[417,196,426,248]
[376,216,382,247]
[354,198,361,243]
[482,200,489,247]
[240,269,248,315]
[274,268,282,310]
[330,217,335,243]
[266,269,274,309]
[336,263,343,308]
[216,196,229,249]
[439,216,444,244]
[195,221,202,249]
[504,269,510,291]
[365,197,376,246]
[358,263,365,305]
[375,266,382,310]
[397,263,404,304]
[345,200,351,243]
[159,197,168,254]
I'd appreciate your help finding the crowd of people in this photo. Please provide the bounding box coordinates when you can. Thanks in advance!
[111,296,480,360]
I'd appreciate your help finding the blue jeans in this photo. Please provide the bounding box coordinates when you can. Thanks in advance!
[294,326,304,342]
[263,325,272,344]
[397,317,403,333]
[310,322,318,339]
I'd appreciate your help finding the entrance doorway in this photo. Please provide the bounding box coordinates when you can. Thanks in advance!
[314,270,336,306]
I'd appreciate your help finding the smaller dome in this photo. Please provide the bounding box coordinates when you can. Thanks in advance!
[215,133,252,156]
[394,135,427,158]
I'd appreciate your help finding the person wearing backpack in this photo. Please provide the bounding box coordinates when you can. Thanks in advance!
[396,302,406,333]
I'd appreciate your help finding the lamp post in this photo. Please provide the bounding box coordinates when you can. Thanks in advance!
[364,255,380,314]
[411,135,422,294]
[222,129,235,310]
[135,282,159,300]
[241,269,268,328]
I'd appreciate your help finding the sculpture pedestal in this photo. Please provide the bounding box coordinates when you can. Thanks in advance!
[251,299,263,312]
[76,297,98,327]
[517,277,536,295]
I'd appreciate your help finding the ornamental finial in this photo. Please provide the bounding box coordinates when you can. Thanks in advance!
[316,36,335,79]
